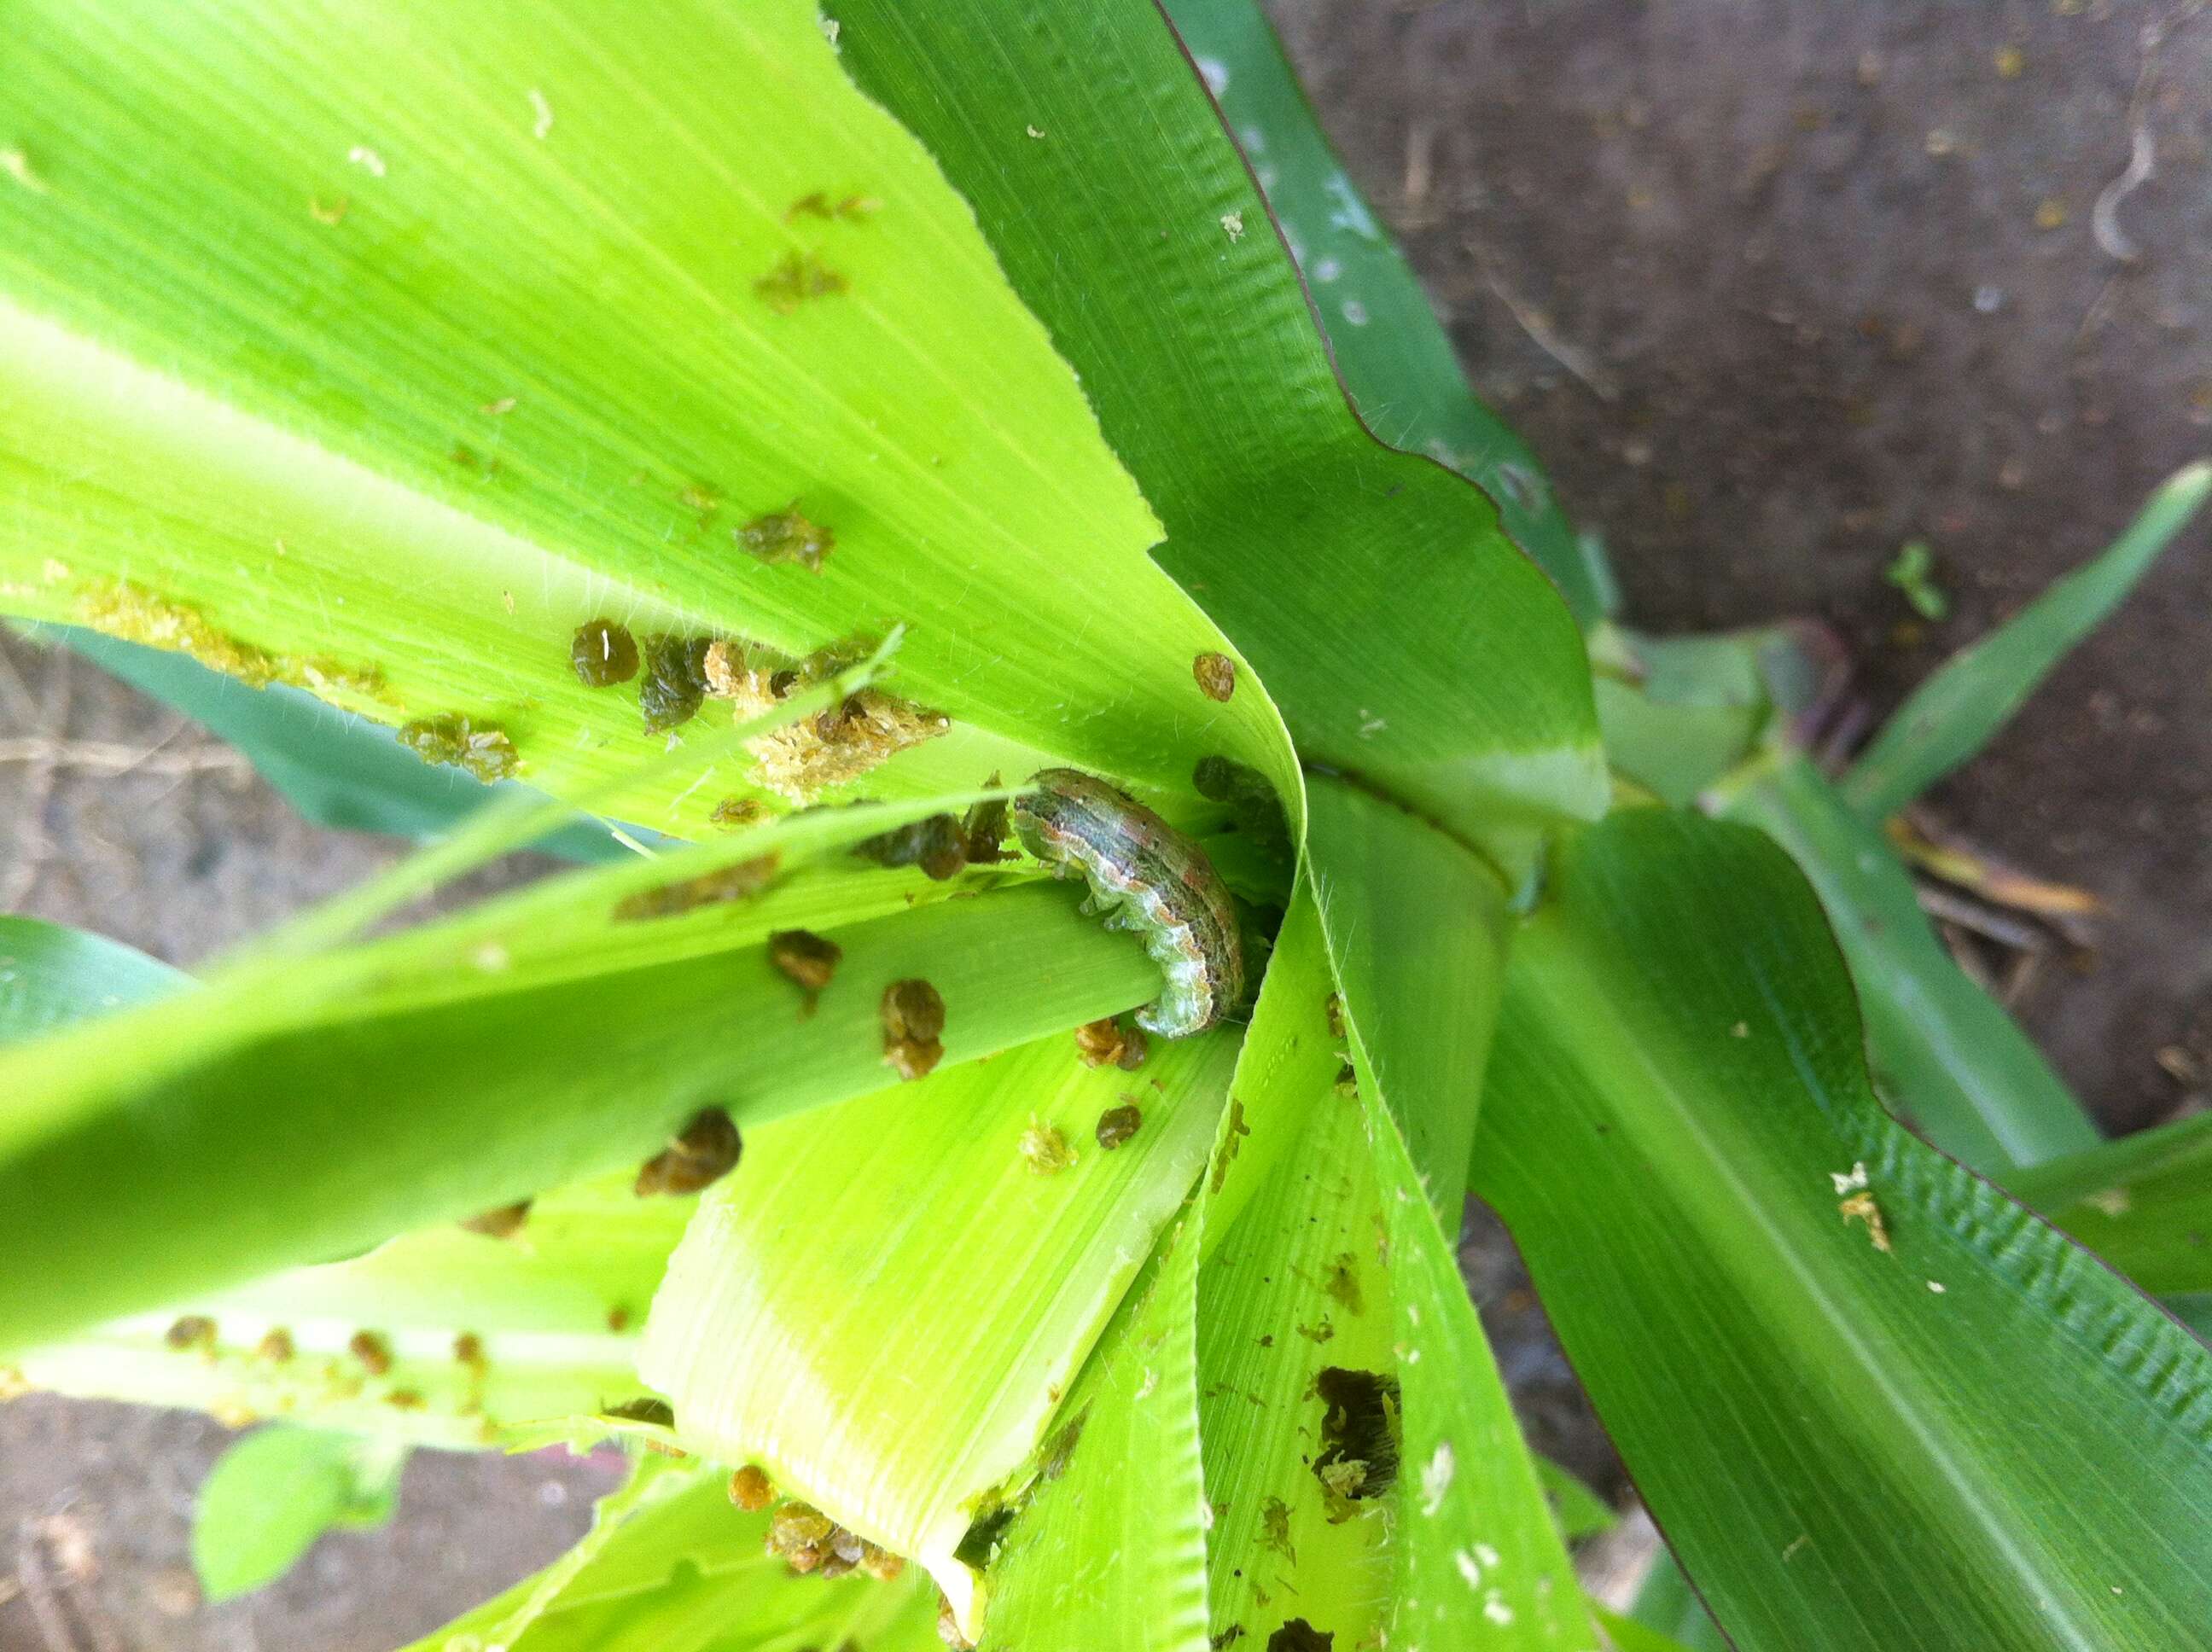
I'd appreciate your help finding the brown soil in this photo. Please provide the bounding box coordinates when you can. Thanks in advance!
[1267,0,2212,1137]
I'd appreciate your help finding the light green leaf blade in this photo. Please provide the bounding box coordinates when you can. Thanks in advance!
[0,0,1291,835]
[10,1168,688,1448]
[640,1021,1237,1637]
[1161,0,1608,626]
[981,1214,1210,1652]
[1366,1083,1600,1649]
[407,1461,938,1652]
[1305,772,1592,1646]
[1842,462,2211,820]
[1306,774,1510,1213]
[190,1425,394,1601]
[2011,1114,2212,1298]
[0,810,1163,1351]
[1477,808,2212,1651]
[0,912,187,1044]
[1196,887,1390,1650]
[1725,753,2098,1172]
[834,0,1605,860]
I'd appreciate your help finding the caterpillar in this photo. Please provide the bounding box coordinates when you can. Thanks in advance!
[1012,768,1243,1038]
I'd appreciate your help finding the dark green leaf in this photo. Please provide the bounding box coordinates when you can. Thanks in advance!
[1725,753,2098,1172]
[2172,1294,2212,1343]
[834,1,1605,862]
[1162,0,1609,626]
[1477,808,2212,1651]
[1625,1555,1731,1652]
[0,913,186,1044]
[1844,463,2210,819]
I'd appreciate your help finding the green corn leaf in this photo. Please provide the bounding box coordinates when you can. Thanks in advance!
[1196,891,1393,1650]
[2011,1114,2212,1298]
[1534,1456,1617,1543]
[189,1425,405,1602]
[1303,776,1594,1644]
[1842,462,2211,820]
[639,1020,1237,1638]
[1476,808,2212,1651]
[1627,1553,1731,1652]
[1305,775,1510,1215]
[1601,1593,1714,1652]
[406,1461,940,1652]
[2173,1295,2212,1342]
[39,623,639,861]
[1365,1083,1600,1649]
[1591,626,1811,808]
[8,1168,690,1449]
[0,913,187,1044]
[0,0,1293,838]
[833,0,1604,864]
[1724,753,2098,1172]
[978,1213,1211,1652]
[1161,0,1609,626]
[0,802,1164,1352]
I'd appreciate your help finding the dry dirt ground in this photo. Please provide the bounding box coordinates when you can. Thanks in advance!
[3,3,2209,1646]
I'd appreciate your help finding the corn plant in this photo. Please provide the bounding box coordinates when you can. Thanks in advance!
[3,3,2209,1649]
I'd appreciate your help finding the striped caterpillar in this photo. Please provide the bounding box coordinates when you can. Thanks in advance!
[1011,769,1243,1038]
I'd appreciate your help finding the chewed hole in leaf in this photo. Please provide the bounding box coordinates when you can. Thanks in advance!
[953,1502,1016,1573]
[1313,1366,1400,1513]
